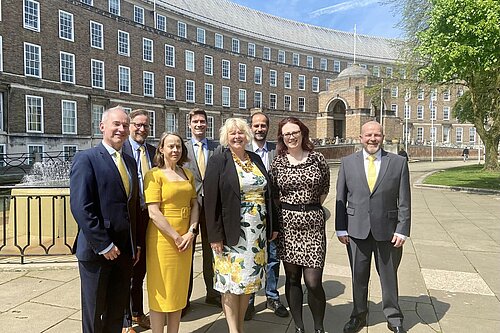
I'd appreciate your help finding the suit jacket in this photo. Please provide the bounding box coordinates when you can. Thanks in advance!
[335,149,411,241]
[246,141,276,170]
[70,143,140,261]
[184,138,221,206]
[204,149,278,246]
[122,139,156,248]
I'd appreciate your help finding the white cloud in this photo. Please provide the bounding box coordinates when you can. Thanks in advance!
[310,0,380,17]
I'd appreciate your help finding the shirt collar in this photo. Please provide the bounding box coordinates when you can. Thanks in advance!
[101,140,121,155]
[252,140,268,152]
[128,137,143,151]
[191,137,208,146]
[362,148,382,160]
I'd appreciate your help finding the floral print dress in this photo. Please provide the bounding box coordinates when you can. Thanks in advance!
[212,162,267,295]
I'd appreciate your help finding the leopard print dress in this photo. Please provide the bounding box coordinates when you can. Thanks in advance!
[270,151,330,269]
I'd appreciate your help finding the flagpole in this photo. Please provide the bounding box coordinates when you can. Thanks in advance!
[430,97,434,162]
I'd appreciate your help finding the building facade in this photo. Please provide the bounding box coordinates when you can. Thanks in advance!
[0,0,476,160]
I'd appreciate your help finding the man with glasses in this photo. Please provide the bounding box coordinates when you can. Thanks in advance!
[122,109,157,332]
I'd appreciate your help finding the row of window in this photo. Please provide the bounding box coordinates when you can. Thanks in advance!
[392,86,460,101]
[407,126,476,144]
[398,104,453,121]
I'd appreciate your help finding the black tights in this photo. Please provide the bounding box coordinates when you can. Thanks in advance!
[284,262,325,330]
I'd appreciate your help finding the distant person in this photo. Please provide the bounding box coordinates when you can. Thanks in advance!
[398,148,409,162]
[462,147,470,162]
[336,121,411,333]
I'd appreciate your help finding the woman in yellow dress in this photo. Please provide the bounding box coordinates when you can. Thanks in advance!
[144,132,199,333]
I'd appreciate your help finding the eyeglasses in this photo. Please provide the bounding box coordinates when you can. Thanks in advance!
[131,122,150,130]
[283,130,301,138]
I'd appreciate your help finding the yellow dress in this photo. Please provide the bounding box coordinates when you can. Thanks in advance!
[144,167,196,312]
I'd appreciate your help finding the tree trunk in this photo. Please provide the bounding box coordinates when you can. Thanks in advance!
[483,135,499,171]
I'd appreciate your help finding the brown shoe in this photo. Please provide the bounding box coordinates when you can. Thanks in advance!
[122,327,136,333]
[132,314,151,329]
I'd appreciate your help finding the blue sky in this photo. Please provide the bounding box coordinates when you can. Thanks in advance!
[229,0,403,39]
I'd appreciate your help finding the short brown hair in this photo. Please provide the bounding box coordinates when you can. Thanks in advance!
[188,108,207,122]
[129,109,150,121]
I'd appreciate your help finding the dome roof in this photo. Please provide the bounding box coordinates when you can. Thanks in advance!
[337,64,372,78]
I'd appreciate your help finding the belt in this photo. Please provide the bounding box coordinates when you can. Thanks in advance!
[281,202,322,212]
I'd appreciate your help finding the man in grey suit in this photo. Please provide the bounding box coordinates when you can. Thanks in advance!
[183,108,221,314]
[335,121,411,333]
[245,112,289,320]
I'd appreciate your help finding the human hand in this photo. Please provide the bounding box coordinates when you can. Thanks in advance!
[177,232,194,252]
[337,235,350,245]
[270,231,278,241]
[103,245,121,260]
[210,241,223,255]
[391,235,405,247]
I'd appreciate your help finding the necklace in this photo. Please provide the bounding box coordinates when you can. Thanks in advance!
[232,151,254,173]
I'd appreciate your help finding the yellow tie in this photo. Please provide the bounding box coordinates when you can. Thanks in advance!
[367,155,377,192]
[116,151,130,197]
[139,146,150,180]
[196,141,205,179]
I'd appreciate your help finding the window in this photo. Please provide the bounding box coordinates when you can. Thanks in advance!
[284,95,291,111]
[238,63,246,82]
[204,55,213,76]
[360,63,367,69]
[222,59,230,79]
[404,104,411,119]
[443,106,450,120]
[177,21,187,38]
[405,88,412,100]
[298,97,305,112]
[232,38,240,53]
[61,100,77,134]
[215,33,224,49]
[147,110,156,138]
[326,79,332,91]
[417,105,424,119]
[443,127,450,143]
[134,6,144,24]
[278,50,285,63]
[386,67,393,78]
[0,36,2,73]
[24,0,40,31]
[239,89,247,109]
[333,60,340,72]
[292,53,300,66]
[197,28,205,44]
[248,43,255,57]
[28,145,44,165]
[117,30,129,56]
[269,70,277,87]
[391,104,398,116]
[416,127,424,142]
[26,95,43,133]
[119,65,130,93]
[205,83,213,105]
[63,145,77,162]
[269,94,277,110]
[400,69,407,79]
[59,10,74,41]
[298,75,305,90]
[284,72,291,89]
[60,52,75,83]
[0,144,5,166]
[185,80,195,103]
[92,104,104,135]
[24,42,41,78]
[185,50,194,72]
[431,88,437,101]
[143,38,153,62]
[417,88,424,100]
[306,56,313,69]
[456,127,463,143]
[443,89,450,101]
[457,87,464,97]
[312,77,319,92]
[430,127,436,142]
[165,44,175,67]
[90,21,103,49]
[320,58,327,71]
[254,67,262,84]
[80,0,93,5]
[391,86,398,98]
[222,86,230,107]
[166,113,177,133]
[165,76,175,100]
[373,66,380,77]
[254,91,262,108]
[0,93,3,131]
[469,127,476,143]
[143,71,154,97]
[263,47,271,60]
[430,105,436,120]
[91,59,105,89]
[156,14,166,31]
[109,0,120,15]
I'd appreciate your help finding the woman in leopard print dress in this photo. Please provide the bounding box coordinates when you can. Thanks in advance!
[270,117,330,333]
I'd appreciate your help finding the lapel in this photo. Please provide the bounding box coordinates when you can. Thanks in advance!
[186,139,201,179]
[354,150,370,193]
[97,143,130,199]
[146,143,157,167]
[224,149,241,198]
[372,149,390,193]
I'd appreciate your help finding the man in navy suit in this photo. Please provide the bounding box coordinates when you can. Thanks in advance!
[121,109,156,332]
[336,121,411,333]
[70,106,140,333]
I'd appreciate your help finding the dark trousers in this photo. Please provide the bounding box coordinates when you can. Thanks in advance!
[187,203,218,302]
[79,255,133,333]
[347,233,403,326]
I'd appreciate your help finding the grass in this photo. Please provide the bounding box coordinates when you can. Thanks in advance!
[423,164,500,191]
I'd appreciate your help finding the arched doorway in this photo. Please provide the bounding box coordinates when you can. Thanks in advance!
[328,99,347,140]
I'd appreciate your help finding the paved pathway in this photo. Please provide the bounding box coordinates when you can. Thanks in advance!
[0,160,499,333]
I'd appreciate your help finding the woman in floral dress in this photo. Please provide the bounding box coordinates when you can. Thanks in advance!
[204,118,278,333]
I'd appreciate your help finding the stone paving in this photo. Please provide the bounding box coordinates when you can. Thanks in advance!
[0,160,499,333]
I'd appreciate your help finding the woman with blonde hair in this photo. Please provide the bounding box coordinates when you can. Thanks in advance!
[204,118,278,333]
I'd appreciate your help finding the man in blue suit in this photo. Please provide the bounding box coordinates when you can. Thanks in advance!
[70,106,140,333]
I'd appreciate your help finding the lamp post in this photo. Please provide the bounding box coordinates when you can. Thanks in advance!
[404,92,409,153]
[430,98,434,162]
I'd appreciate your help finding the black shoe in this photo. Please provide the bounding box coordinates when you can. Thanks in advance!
[343,317,366,333]
[295,328,305,333]
[205,295,222,307]
[266,298,289,317]
[244,304,255,321]
[387,323,406,333]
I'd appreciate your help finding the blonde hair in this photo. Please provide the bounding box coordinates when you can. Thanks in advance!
[219,118,253,146]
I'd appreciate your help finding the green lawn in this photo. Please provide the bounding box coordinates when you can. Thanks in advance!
[423,164,500,191]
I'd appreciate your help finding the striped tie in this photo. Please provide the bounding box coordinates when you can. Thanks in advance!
[116,151,130,197]
[367,155,376,192]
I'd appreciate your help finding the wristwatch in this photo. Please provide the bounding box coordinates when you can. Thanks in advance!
[189,225,199,235]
